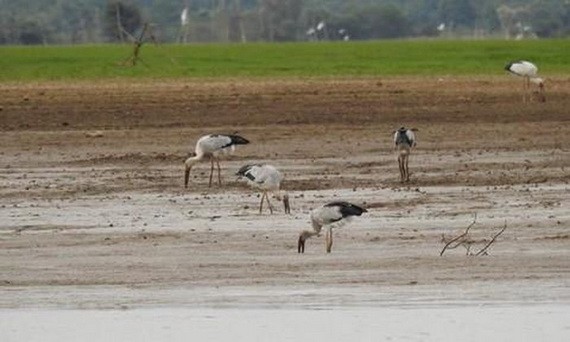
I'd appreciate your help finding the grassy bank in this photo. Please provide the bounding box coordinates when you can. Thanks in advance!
[0,39,568,81]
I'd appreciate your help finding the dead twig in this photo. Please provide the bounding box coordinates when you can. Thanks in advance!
[123,23,149,66]
[440,215,508,257]
[474,220,507,256]
[122,23,161,67]
[440,213,477,256]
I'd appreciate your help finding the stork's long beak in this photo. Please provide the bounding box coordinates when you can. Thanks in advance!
[283,195,291,214]
[297,235,305,253]
[184,167,191,188]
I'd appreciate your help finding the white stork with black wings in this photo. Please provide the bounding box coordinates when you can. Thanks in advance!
[236,164,290,214]
[505,60,545,102]
[393,127,417,183]
[184,134,249,188]
[298,201,367,254]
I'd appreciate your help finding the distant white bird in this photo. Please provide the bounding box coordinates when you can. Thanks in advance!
[393,127,417,183]
[338,28,350,41]
[236,164,290,214]
[184,134,249,188]
[298,201,367,254]
[505,60,545,102]
[181,7,189,26]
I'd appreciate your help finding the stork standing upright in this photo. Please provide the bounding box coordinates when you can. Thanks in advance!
[236,164,291,214]
[505,60,545,102]
[298,201,367,254]
[394,127,417,183]
[184,134,249,188]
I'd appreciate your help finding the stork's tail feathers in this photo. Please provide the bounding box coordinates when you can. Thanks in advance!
[236,164,255,176]
[229,135,250,145]
[324,201,367,217]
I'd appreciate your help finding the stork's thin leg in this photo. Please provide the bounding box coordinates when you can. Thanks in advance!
[398,156,405,183]
[529,77,537,102]
[325,227,333,253]
[526,77,529,102]
[404,154,410,182]
[265,194,274,214]
[539,84,545,102]
[259,192,265,214]
[524,77,530,103]
[522,78,526,103]
[397,156,401,182]
[208,157,215,187]
[398,155,406,183]
[215,159,222,186]
[528,77,532,102]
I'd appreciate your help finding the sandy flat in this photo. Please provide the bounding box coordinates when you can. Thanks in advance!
[0,77,569,339]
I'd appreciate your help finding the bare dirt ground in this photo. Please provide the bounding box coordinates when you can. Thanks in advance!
[0,77,569,310]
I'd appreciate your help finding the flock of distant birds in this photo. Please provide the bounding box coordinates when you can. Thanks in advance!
[182,60,544,254]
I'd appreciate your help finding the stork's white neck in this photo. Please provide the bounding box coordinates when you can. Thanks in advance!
[185,153,204,167]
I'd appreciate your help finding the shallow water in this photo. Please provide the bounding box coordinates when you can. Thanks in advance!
[2,305,569,342]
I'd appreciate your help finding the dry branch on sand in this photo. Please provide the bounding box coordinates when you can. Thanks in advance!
[440,214,507,256]
[474,222,507,256]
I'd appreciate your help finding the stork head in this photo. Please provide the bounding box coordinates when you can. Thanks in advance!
[275,191,291,214]
[184,156,198,188]
[184,164,192,189]
[297,230,319,253]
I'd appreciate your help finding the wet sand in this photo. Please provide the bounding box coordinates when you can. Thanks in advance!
[1,77,569,339]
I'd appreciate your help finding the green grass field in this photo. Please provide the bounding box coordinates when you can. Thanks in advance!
[0,39,569,81]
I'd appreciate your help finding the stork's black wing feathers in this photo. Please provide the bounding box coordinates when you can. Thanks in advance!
[324,201,367,217]
[236,164,254,176]
[236,164,265,182]
[395,128,412,146]
[209,134,250,149]
[228,134,250,145]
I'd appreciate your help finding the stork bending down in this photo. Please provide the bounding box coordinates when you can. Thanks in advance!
[184,134,249,188]
[505,61,545,103]
[394,127,417,183]
[236,164,290,214]
[298,201,367,254]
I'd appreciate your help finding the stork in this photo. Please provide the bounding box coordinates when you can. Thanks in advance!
[394,127,417,183]
[236,164,291,214]
[505,61,545,102]
[298,201,367,254]
[184,134,249,188]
